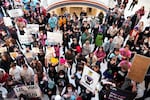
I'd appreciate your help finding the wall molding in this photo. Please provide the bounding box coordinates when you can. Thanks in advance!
[46,0,108,12]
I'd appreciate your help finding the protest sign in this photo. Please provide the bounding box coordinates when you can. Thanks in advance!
[19,35,33,44]
[26,24,39,34]
[127,54,150,83]
[107,87,136,100]
[14,0,23,7]
[50,57,59,65]
[7,9,24,17]
[32,47,40,54]
[47,32,63,44]
[24,52,33,58]
[10,52,18,58]
[13,85,41,98]
[3,17,13,26]
[80,66,100,93]
[0,47,7,53]
[46,46,55,56]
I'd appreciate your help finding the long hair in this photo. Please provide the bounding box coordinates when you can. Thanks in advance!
[97,46,104,53]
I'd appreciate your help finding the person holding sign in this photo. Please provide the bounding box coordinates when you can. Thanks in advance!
[114,60,131,87]
[38,31,47,47]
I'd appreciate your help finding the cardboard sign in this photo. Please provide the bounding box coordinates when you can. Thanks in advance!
[127,54,150,83]
[26,24,39,34]
[50,57,59,65]
[80,66,100,93]
[25,52,33,58]
[108,87,136,100]
[0,47,7,53]
[32,47,40,54]
[7,9,24,17]
[14,85,41,98]
[10,52,18,58]
[47,32,63,43]
[3,17,13,26]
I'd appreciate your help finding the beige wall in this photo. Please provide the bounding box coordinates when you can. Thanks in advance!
[49,5,105,17]
[70,7,82,15]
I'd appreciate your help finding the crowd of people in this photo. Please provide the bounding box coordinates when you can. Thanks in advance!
[0,0,150,100]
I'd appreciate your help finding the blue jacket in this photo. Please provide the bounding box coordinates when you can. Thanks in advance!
[48,16,57,28]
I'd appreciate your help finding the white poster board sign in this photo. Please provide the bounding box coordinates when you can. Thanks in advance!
[0,47,7,53]
[19,34,33,44]
[14,85,41,98]
[80,66,100,93]
[3,17,13,26]
[26,24,39,34]
[14,0,23,6]
[32,47,40,54]
[47,32,63,43]
[7,9,24,17]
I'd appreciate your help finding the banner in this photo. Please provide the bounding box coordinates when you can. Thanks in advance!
[127,54,150,83]
[3,17,13,26]
[26,24,39,34]
[108,87,136,100]
[7,9,24,17]
[13,85,41,98]
[47,32,63,44]
[80,66,100,93]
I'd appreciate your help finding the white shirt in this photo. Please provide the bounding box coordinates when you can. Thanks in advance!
[107,26,118,36]
[20,67,34,83]
[113,35,124,48]
[9,66,21,81]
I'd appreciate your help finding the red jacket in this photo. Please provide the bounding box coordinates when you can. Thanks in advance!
[0,73,9,83]
[137,9,145,17]
[129,30,139,40]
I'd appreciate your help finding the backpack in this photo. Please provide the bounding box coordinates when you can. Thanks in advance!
[95,33,103,46]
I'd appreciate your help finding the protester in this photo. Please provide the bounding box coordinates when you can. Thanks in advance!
[94,46,106,64]
[20,64,35,85]
[9,62,21,82]
[103,37,115,55]
[128,0,138,11]
[62,83,77,100]
[0,0,149,99]
[85,52,98,67]
[81,28,92,45]
[82,40,92,56]
[136,6,145,19]
[123,0,128,8]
